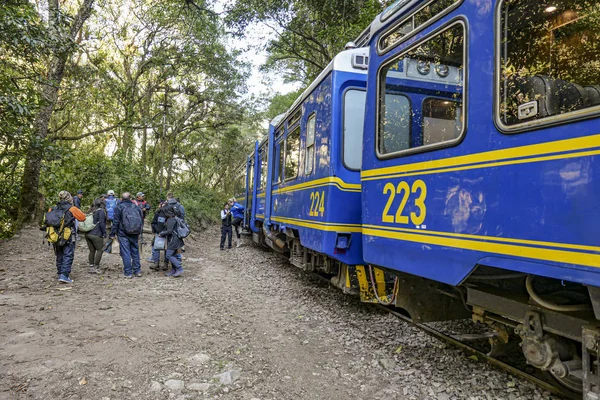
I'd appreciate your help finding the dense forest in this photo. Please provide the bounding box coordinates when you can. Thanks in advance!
[0,0,391,237]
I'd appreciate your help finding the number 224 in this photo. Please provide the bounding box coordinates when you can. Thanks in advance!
[309,190,325,216]
[382,180,427,225]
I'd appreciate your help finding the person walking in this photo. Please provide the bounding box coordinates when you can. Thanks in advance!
[158,205,184,277]
[220,201,233,250]
[229,197,245,248]
[109,192,144,278]
[84,198,107,274]
[46,191,86,283]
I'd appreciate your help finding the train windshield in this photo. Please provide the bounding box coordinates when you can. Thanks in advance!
[499,0,600,126]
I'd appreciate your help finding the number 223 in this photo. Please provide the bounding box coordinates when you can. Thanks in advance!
[382,180,427,225]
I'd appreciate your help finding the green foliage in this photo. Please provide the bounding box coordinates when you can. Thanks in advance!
[171,184,224,227]
[265,88,305,122]
[226,0,391,85]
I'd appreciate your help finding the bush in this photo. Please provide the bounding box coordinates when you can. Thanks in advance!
[170,184,223,229]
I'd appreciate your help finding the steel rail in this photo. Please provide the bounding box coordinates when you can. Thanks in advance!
[302,268,578,399]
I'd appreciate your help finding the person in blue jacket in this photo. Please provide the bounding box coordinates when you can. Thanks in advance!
[228,197,245,248]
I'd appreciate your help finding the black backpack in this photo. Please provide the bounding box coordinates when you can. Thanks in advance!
[122,204,142,235]
[45,207,67,228]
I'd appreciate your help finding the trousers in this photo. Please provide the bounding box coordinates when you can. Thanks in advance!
[118,234,141,275]
[220,226,232,248]
[85,233,104,266]
[54,241,75,277]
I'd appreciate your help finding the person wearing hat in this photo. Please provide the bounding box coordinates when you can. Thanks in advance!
[49,191,86,283]
[133,192,151,220]
[105,190,118,224]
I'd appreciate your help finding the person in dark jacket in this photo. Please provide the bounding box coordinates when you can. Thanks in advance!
[85,198,106,274]
[159,205,184,277]
[74,190,83,208]
[50,191,86,283]
[149,201,167,270]
[166,192,185,219]
[220,202,233,250]
[109,192,144,278]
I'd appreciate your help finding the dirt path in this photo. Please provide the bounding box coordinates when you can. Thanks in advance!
[1,227,556,400]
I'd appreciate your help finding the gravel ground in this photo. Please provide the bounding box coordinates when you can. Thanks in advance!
[0,226,562,400]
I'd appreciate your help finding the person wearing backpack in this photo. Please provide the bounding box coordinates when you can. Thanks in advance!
[109,192,144,278]
[45,191,86,284]
[84,198,106,274]
[229,197,245,248]
[158,205,185,277]
[105,190,118,225]
[166,192,185,220]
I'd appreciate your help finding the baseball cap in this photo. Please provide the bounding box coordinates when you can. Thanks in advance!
[77,189,83,194]
[136,192,144,197]
[107,190,115,195]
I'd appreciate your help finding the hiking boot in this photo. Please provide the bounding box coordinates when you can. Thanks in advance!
[58,274,73,284]
[165,268,176,277]
[149,263,159,271]
[94,265,101,274]
[134,272,142,277]
[88,265,97,274]
[220,247,224,251]
[172,267,184,277]
[122,274,133,279]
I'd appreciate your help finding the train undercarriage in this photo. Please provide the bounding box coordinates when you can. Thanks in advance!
[253,226,600,399]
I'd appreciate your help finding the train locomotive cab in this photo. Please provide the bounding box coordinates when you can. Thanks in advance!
[359,0,600,396]
[260,47,369,282]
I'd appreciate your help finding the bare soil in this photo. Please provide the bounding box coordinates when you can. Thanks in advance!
[0,227,557,400]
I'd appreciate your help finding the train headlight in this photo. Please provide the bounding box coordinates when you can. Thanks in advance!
[417,60,430,75]
[436,64,450,78]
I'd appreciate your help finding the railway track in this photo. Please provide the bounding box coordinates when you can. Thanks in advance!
[301,268,579,399]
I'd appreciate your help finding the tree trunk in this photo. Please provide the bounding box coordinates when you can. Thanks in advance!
[18,0,95,225]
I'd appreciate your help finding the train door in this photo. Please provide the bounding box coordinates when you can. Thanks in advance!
[361,19,467,283]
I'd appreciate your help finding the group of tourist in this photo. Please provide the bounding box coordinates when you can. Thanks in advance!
[43,190,186,284]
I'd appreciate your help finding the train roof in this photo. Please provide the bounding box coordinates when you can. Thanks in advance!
[269,47,369,131]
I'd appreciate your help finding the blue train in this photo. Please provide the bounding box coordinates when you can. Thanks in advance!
[236,0,600,396]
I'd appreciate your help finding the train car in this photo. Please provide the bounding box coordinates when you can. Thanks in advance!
[360,0,600,395]
[258,46,370,283]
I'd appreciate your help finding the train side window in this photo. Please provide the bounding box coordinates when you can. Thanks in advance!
[285,127,300,181]
[379,93,411,154]
[377,22,465,157]
[343,89,366,170]
[422,98,462,145]
[249,160,254,192]
[497,0,600,131]
[260,155,267,189]
[305,114,316,175]
[273,142,284,184]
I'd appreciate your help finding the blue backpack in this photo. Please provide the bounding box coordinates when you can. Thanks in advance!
[105,197,117,220]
